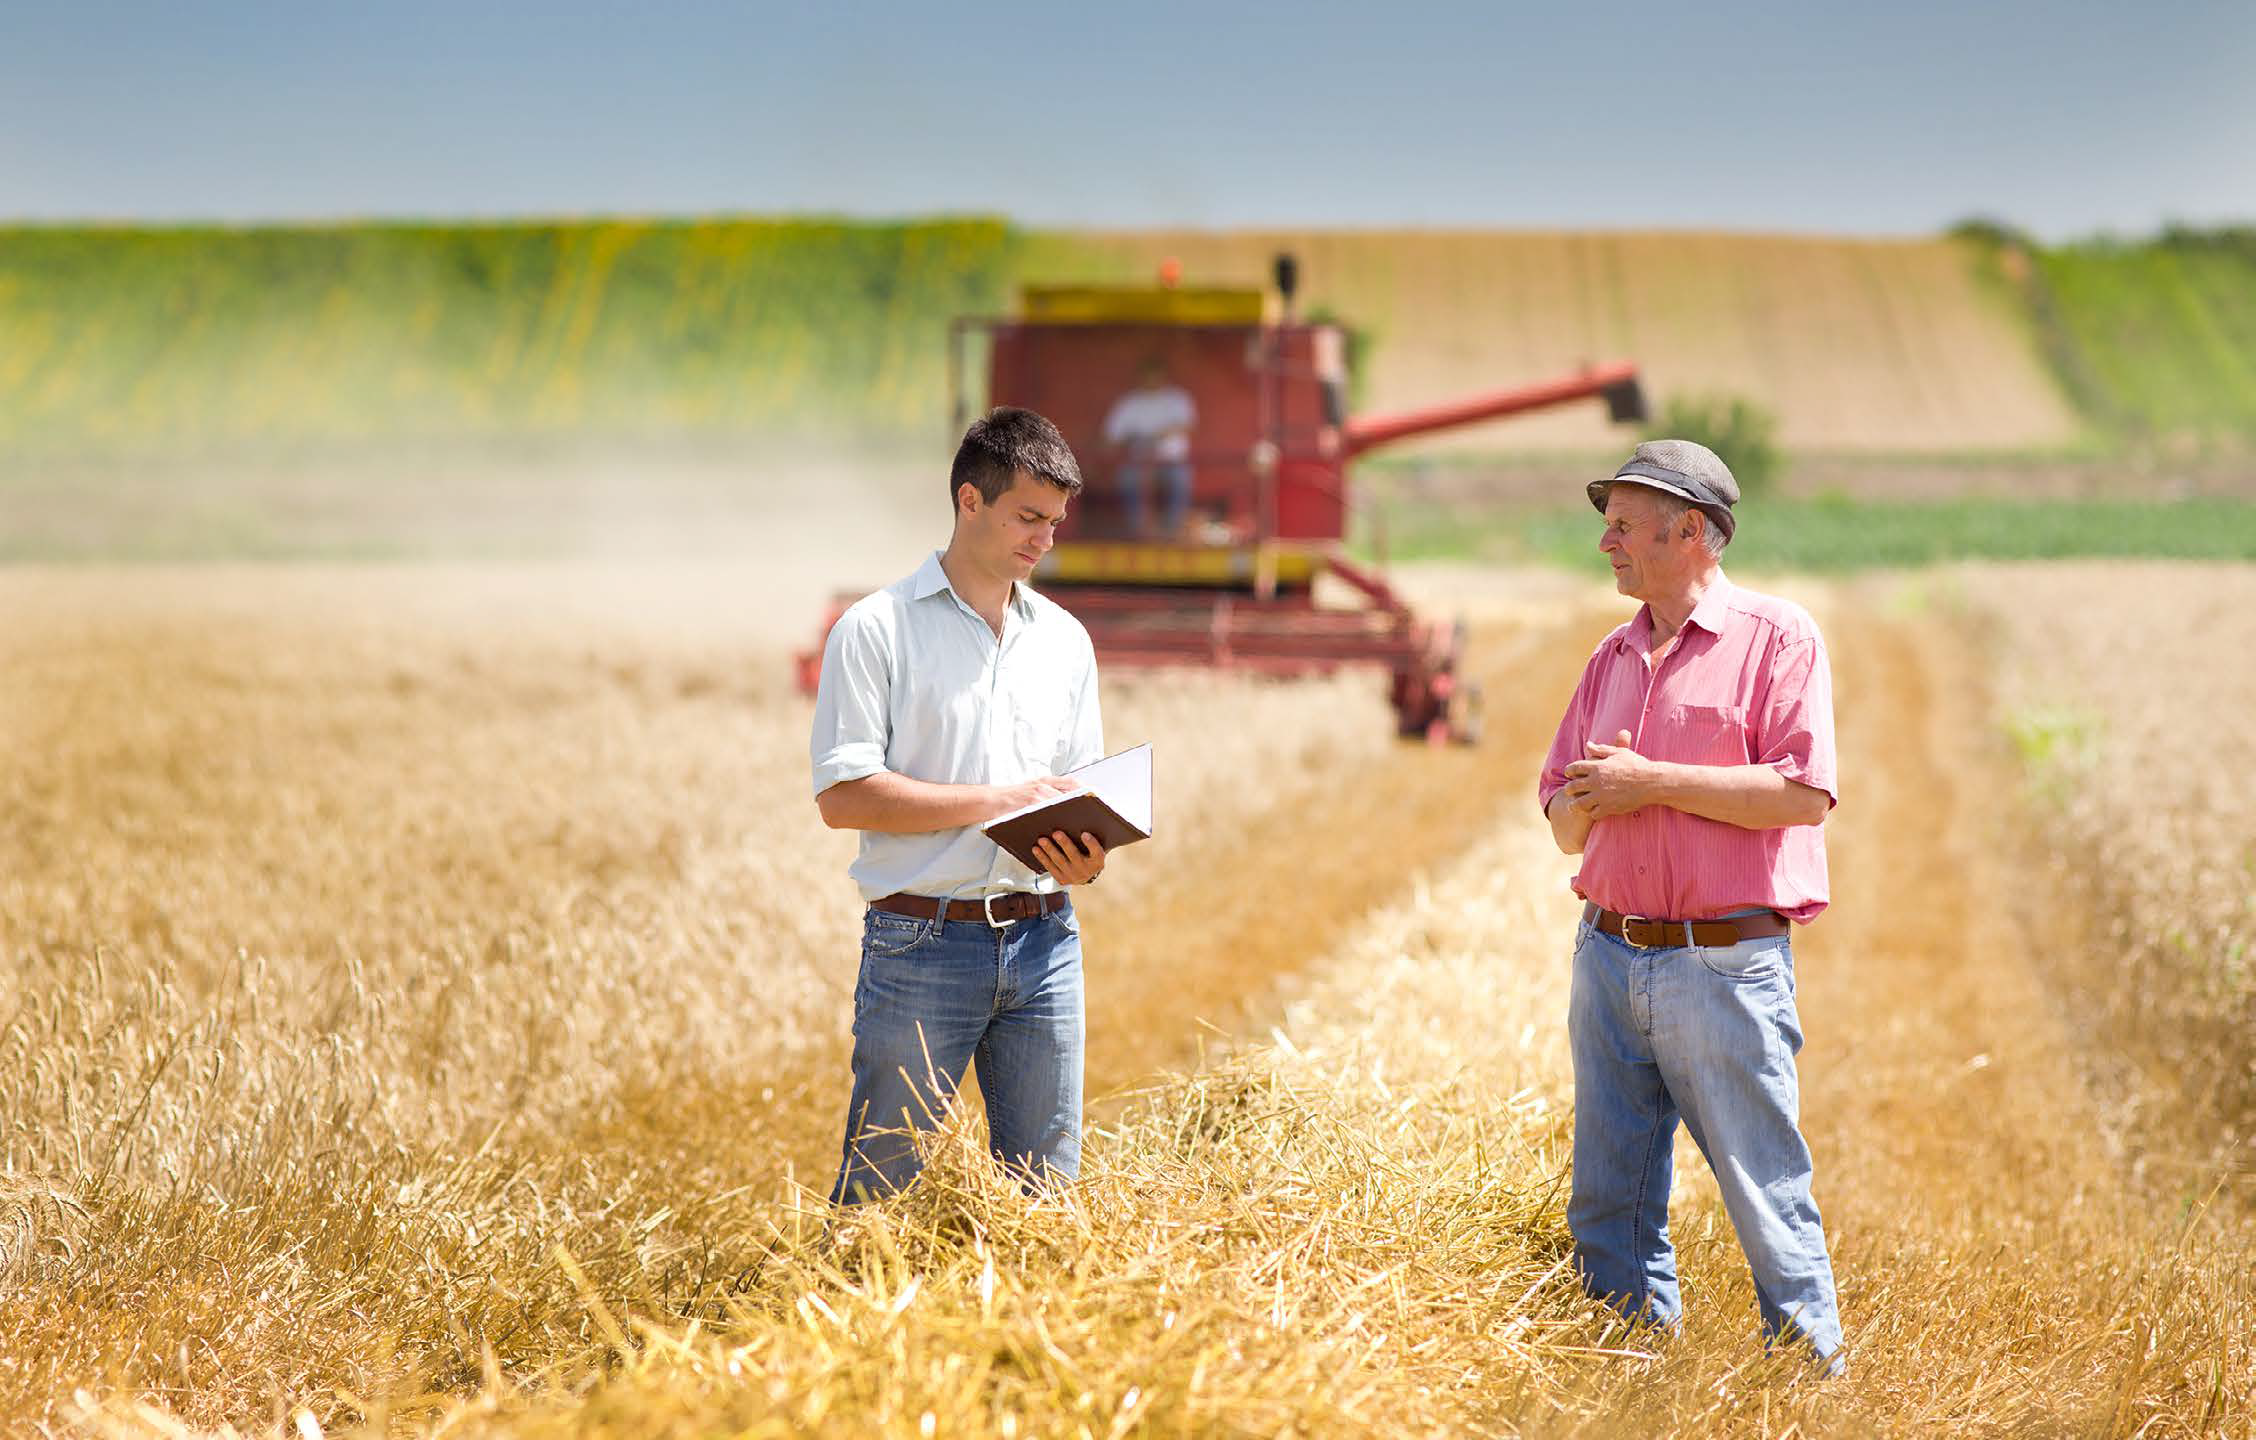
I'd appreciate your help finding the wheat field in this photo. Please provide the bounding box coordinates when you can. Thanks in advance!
[5,561,2252,1436]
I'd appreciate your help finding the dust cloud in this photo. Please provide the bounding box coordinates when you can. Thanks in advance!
[11,436,954,649]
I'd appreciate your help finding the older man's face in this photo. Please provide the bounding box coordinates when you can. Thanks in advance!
[1597,484,1696,600]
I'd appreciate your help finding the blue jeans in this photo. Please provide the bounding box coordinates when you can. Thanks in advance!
[1566,915,1844,1369]
[1117,461,1190,538]
[829,900,1085,1204]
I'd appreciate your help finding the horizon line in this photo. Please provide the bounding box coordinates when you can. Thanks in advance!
[2,210,2249,246]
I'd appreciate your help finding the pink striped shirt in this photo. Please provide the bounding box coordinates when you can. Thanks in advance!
[1538,576,1836,924]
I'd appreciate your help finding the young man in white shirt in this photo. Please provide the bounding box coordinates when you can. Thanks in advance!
[810,407,1108,1202]
[1099,358,1197,539]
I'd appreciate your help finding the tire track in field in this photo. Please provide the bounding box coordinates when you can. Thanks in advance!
[1739,594,2189,1415]
[1798,600,2123,1213]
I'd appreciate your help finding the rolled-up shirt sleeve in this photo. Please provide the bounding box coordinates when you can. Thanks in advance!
[810,605,892,798]
[1756,635,1837,807]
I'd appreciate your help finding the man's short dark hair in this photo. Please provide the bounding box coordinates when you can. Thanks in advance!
[951,407,1084,510]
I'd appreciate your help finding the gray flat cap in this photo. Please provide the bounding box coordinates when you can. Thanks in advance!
[1588,438,1740,541]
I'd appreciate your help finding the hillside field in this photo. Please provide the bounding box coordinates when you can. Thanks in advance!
[1038,228,2081,452]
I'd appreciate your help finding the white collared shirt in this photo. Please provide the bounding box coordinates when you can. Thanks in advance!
[811,551,1103,901]
[1101,384,1196,463]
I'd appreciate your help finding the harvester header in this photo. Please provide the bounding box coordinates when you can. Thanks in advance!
[1342,361,1648,456]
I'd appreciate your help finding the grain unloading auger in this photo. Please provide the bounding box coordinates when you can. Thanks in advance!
[797,255,1646,743]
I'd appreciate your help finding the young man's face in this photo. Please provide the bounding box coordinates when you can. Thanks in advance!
[957,469,1071,584]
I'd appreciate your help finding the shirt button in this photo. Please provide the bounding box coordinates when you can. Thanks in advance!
[1638,865,1647,874]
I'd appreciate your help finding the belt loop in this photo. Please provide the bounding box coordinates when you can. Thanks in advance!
[934,881,968,941]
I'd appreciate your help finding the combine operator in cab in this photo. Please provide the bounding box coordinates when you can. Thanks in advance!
[1099,356,1197,539]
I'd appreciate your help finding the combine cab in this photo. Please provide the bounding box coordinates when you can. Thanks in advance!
[799,256,1645,743]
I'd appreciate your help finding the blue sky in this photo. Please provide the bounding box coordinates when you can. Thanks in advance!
[5,1,2252,236]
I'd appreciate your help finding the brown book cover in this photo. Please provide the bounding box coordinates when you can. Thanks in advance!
[982,792,1150,872]
[981,744,1153,872]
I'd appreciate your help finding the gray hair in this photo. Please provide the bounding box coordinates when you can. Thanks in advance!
[1649,490,1730,558]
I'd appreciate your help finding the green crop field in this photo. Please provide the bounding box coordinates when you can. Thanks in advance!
[0,219,1028,458]
[2020,229,2256,446]
[1364,494,2256,572]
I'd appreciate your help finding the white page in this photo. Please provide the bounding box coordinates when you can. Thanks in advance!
[981,743,1153,834]
[1069,743,1152,834]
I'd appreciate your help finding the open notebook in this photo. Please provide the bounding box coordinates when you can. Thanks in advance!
[980,744,1152,872]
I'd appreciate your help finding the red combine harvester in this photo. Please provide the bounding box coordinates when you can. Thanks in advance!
[798,255,1645,742]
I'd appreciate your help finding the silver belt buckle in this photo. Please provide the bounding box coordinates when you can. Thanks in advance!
[1620,913,1652,949]
[981,891,1022,929]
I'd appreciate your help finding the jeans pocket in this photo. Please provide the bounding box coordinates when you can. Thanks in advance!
[863,910,935,959]
[1697,938,1789,982]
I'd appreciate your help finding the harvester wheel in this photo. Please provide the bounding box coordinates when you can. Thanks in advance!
[1450,681,1486,747]
[1440,615,1480,745]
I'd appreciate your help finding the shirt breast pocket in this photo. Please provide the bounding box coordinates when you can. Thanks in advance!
[1667,703,1751,765]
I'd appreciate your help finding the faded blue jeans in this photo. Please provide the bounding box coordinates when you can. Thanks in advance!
[1117,460,1191,538]
[829,899,1084,1204]
[1566,912,1844,1369]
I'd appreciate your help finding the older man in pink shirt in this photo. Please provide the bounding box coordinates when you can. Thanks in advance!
[1538,439,1844,1372]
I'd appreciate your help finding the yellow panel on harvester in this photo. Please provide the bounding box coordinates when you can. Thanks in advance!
[1019,286,1271,326]
[1035,543,1320,589]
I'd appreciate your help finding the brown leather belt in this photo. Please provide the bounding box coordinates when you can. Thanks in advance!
[1584,902,1789,950]
[872,890,1066,926]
